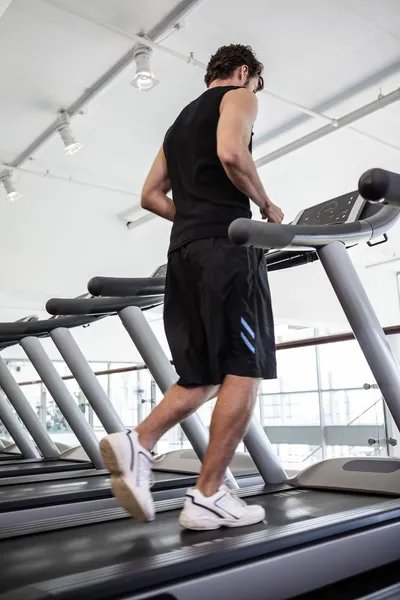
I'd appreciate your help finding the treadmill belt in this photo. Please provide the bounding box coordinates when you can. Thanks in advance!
[0,471,198,510]
[0,475,112,508]
[0,454,22,461]
[0,460,92,477]
[0,489,392,599]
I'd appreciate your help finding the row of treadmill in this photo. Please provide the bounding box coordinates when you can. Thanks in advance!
[1,167,400,600]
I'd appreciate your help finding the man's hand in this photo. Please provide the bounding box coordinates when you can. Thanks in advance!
[260,202,284,223]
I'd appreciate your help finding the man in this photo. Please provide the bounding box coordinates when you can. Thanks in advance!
[100,44,284,531]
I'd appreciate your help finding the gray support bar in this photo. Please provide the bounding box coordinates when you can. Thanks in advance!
[0,392,40,458]
[318,241,400,429]
[50,328,125,433]
[0,356,59,458]
[20,337,103,469]
[118,306,239,489]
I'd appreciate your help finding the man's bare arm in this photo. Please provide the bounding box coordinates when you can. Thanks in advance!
[141,147,176,222]
[217,88,283,223]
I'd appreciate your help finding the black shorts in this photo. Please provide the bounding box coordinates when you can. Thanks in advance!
[164,237,277,387]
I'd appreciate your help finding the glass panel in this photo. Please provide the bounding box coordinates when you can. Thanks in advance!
[277,346,318,393]
[273,443,323,472]
[261,391,320,425]
[318,339,373,389]
[108,363,144,430]
[322,389,384,426]
[325,444,388,459]
[7,359,42,420]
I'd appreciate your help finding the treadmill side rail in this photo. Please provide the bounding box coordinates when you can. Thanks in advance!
[291,456,400,496]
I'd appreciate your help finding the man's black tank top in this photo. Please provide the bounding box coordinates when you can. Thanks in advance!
[163,85,252,254]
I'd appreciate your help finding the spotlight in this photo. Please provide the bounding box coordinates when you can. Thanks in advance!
[131,44,159,92]
[1,171,21,202]
[58,112,83,156]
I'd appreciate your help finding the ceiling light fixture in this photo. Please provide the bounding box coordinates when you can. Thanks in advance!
[57,111,83,156]
[1,170,21,202]
[131,43,159,92]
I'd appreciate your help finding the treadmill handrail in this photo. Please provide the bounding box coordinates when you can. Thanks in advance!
[359,168,400,205]
[88,276,165,297]
[0,314,102,338]
[228,203,399,250]
[46,295,165,316]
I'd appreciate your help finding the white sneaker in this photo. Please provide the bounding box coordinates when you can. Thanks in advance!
[179,485,266,531]
[99,430,155,522]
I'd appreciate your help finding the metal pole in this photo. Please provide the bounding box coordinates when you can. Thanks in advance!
[0,356,59,458]
[0,392,40,458]
[50,328,125,433]
[318,241,400,430]
[20,337,103,469]
[118,306,239,489]
[256,88,400,168]
[315,335,327,459]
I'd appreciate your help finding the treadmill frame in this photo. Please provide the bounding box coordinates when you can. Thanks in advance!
[4,497,400,600]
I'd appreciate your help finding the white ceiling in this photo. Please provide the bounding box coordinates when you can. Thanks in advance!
[0,0,400,328]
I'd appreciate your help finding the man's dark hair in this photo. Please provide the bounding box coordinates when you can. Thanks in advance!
[204,44,264,91]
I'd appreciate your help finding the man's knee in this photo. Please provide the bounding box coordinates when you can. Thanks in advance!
[174,383,215,401]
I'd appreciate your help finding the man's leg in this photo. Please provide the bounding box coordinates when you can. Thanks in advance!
[135,383,216,452]
[100,383,214,522]
[100,242,217,522]
[179,374,266,530]
[196,375,258,497]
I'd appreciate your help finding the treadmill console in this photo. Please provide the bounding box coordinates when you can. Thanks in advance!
[152,264,167,278]
[294,191,365,226]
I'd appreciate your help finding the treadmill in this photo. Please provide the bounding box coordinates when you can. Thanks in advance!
[0,315,107,477]
[2,169,400,600]
[0,295,263,518]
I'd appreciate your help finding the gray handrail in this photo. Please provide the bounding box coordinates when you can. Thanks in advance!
[229,203,399,250]
[0,315,102,339]
[88,277,165,297]
[46,295,164,316]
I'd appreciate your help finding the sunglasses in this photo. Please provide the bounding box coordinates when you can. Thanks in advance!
[256,75,264,93]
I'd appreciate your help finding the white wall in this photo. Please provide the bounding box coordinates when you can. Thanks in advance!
[0,169,174,298]
[270,258,400,329]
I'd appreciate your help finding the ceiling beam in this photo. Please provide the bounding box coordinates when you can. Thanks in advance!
[24,0,399,168]
[253,57,400,150]
[255,86,400,168]
[41,0,334,125]
[32,0,400,158]
[0,0,206,176]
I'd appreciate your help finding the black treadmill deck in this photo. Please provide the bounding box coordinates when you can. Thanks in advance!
[1,488,397,600]
[0,471,199,510]
[0,454,22,461]
[0,459,92,477]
